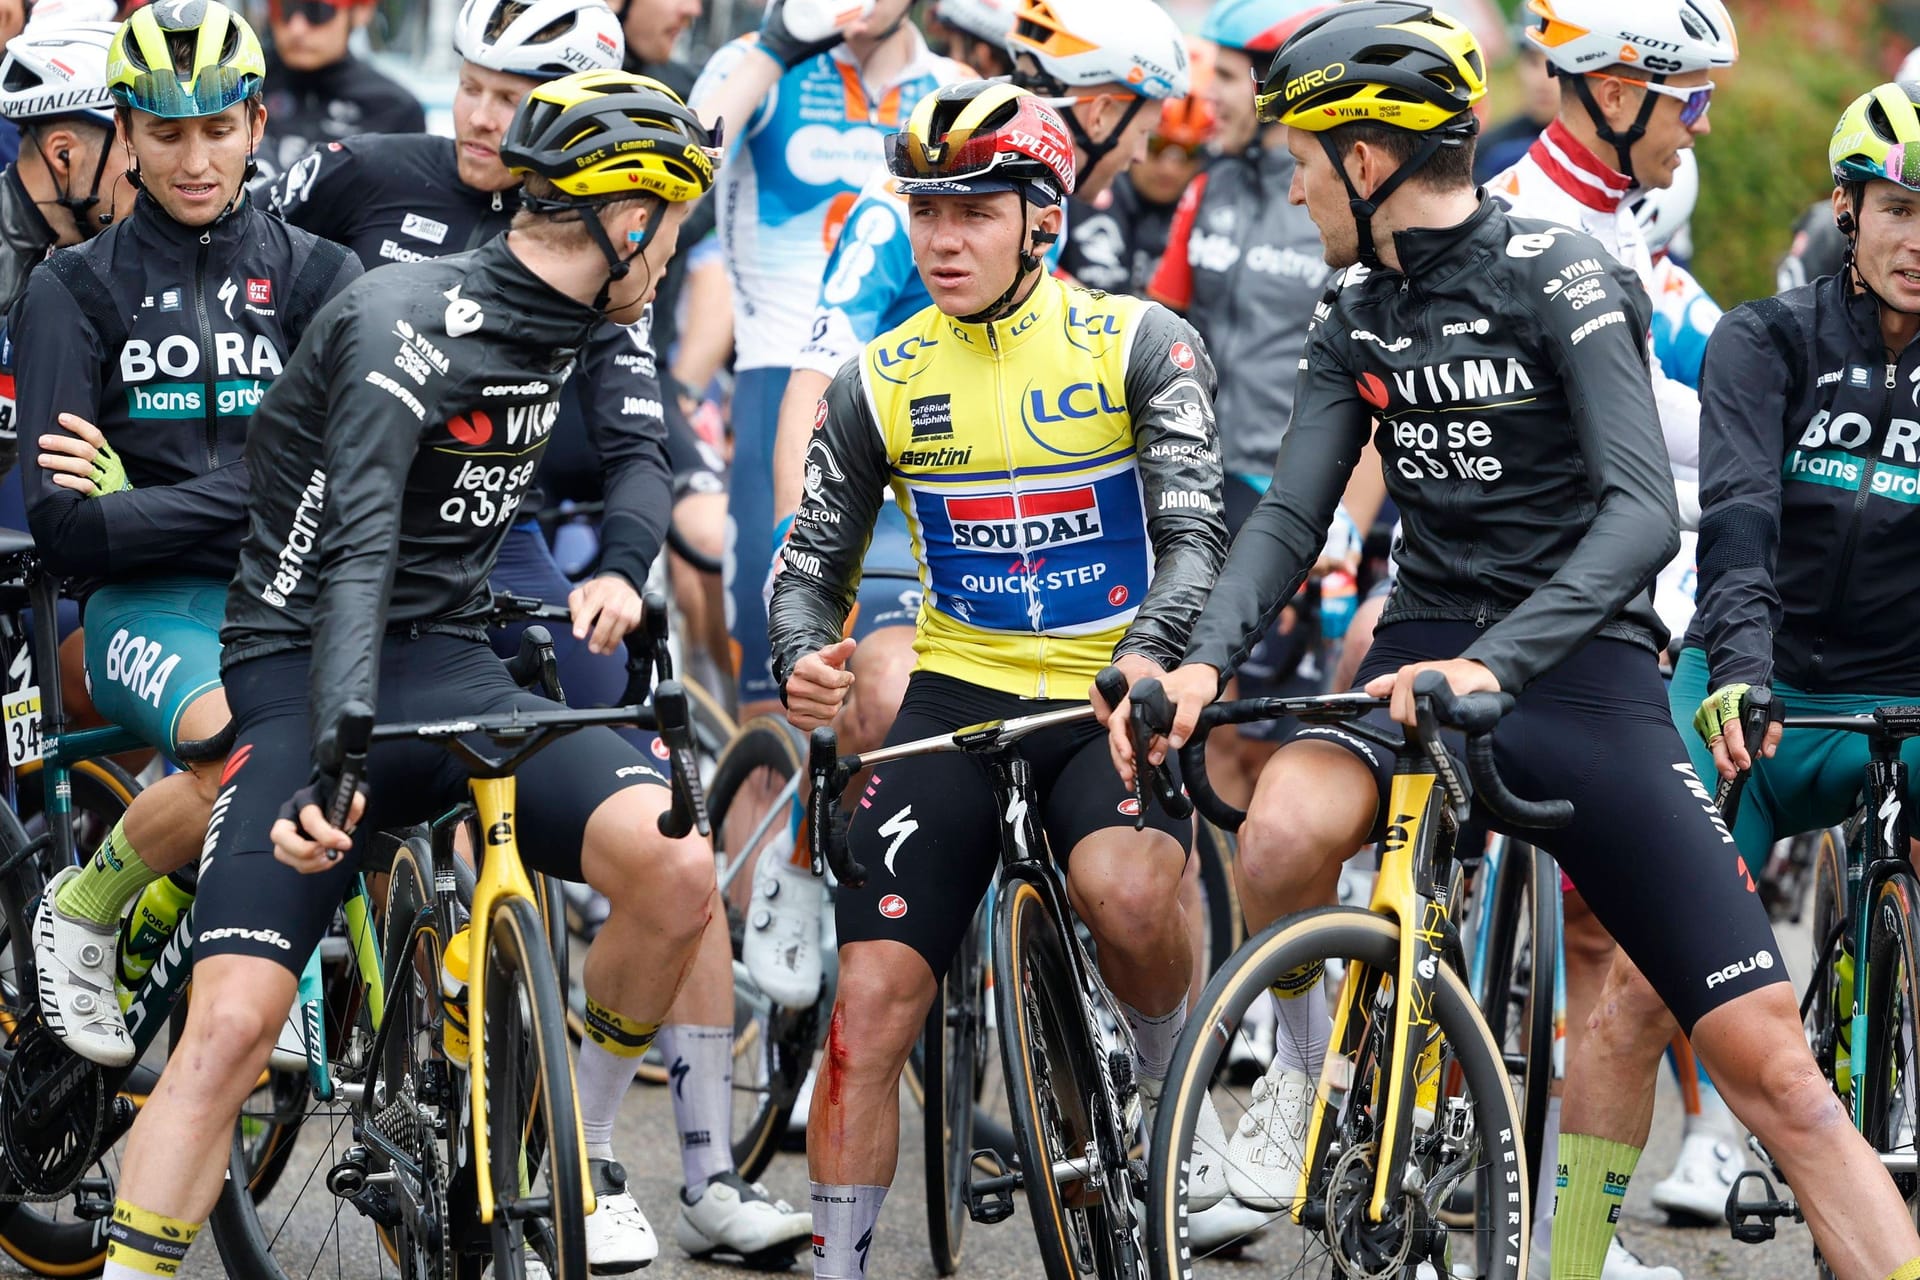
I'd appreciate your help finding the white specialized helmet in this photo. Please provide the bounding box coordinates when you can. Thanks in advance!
[937,0,1019,47]
[1523,0,1736,77]
[454,0,625,80]
[1899,45,1920,86]
[1629,148,1697,256]
[0,20,116,126]
[1009,0,1188,99]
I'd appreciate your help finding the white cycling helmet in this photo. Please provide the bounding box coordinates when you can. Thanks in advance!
[1523,0,1736,76]
[454,0,625,80]
[1629,147,1697,256]
[1009,0,1188,99]
[0,20,117,126]
[937,0,1019,47]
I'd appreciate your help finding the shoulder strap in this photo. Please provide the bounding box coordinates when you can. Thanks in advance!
[1741,294,1806,409]
[285,236,352,335]
[43,250,127,356]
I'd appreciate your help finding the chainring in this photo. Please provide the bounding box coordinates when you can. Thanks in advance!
[0,1016,108,1202]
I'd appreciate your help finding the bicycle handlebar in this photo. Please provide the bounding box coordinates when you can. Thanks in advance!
[808,727,866,887]
[1101,669,1190,829]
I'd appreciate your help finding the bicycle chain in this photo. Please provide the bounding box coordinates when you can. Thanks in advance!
[0,1019,108,1203]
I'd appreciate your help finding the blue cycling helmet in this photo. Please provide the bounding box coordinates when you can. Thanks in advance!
[1199,0,1329,55]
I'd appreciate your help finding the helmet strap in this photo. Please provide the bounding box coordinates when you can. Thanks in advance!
[958,188,1047,324]
[1837,186,1916,319]
[1318,130,1449,272]
[1565,72,1657,188]
[581,195,666,312]
[1066,95,1146,189]
[27,128,112,233]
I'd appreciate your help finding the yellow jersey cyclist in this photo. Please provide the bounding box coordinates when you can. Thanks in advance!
[19,0,360,1069]
[768,81,1230,1277]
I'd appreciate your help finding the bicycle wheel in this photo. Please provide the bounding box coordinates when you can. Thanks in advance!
[1472,841,1558,1207]
[1146,907,1528,1280]
[1861,873,1920,1225]
[1192,823,1240,984]
[923,901,987,1275]
[995,876,1141,1280]
[1803,829,1846,1089]
[478,895,586,1280]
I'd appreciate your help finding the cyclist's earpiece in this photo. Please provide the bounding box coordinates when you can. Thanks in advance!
[1031,229,1059,249]
[57,148,69,167]
[1837,211,1857,237]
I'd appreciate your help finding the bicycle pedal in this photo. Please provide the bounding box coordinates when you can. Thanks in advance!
[967,1147,1018,1225]
[1726,1169,1796,1243]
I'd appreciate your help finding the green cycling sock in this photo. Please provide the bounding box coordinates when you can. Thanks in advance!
[1549,1132,1642,1280]
[56,819,161,927]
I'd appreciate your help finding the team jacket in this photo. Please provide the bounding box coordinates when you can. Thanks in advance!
[255,51,425,186]
[690,32,964,370]
[13,193,361,586]
[1490,120,1700,488]
[1149,145,1331,481]
[1059,173,1178,297]
[268,131,672,579]
[1185,198,1674,694]
[769,273,1228,700]
[223,238,611,758]
[1687,273,1920,693]
[0,166,62,477]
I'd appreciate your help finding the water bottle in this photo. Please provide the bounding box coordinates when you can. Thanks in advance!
[117,869,197,1009]
[779,0,877,42]
[1835,947,1855,1097]
[442,926,472,1063]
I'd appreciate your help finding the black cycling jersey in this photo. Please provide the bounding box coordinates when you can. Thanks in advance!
[1688,273,1920,693]
[255,50,425,186]
[0,166,62,476]
[1184,196,1675,694]
[220,236,669,762]
[269,131,680,541]
[1058,173,1177,296]
[1776,199,1848,294]
[12,192,361,588]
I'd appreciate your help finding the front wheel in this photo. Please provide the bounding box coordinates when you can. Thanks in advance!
[1146,907,1528,1280]
[1473,841,1558,1208]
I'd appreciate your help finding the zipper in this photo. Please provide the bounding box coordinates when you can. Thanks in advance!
[1809,358,1897,680]
[193,236,219,469]
[985,320,1047,697]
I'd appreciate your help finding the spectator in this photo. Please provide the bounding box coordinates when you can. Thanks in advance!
[256,0,423,183]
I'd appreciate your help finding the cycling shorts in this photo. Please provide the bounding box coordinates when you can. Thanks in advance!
[488,520,664,758]
[192,633,670,974]
[1318,620,1783,1033]
[725,366,789,706]
[836,670,1192,983]
[82,577,227,757]
[1668,647,1920,861]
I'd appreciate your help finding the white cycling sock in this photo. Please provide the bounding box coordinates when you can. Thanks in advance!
[575,1036,643,1161]
[809,1183,887,1279]
[1122,994,1187,1083]
[1534,1094,1563,1253]
[1269,976,1330,1076]
[659,1023,735,1196]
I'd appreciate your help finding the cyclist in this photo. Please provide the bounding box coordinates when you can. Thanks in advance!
[1118,6,1920,1279]
[690,0,966,727]
[92,71,715,1280]
[1682,76,1920,1238]
[268,1,811,1261]
[746,0,1191,1013]
[770,81,1228,1277]
[0,17,130,517]
[255,0,422,185]
[21,0,361,1068]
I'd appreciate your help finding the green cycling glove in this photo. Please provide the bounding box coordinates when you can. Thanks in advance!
[88,440,130,497]
[1692,683,1751,747]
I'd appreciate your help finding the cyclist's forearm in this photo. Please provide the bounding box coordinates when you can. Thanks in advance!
[774,367,833,525]
[667,260,734,393]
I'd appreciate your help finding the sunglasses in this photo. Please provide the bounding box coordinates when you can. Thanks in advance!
[1146,137,1196,161]
[273,0,344,25]
[1588,73,1714,127]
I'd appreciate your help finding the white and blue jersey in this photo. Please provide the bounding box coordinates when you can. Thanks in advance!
[1648,254,1721,392]
[691,34,966,371]
[792,170,1068,379]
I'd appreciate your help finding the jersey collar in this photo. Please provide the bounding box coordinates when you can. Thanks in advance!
[1526,119,1632,214]
[941,270,1065,352]
[1390,195,1499,285]
[130,188,254,250]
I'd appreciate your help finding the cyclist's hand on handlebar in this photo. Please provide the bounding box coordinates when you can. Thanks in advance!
[569,574,644,656]
[1365,658,1499,728]
[1693,683,1781,780]
[1091,653,1162,727]
[271,779,367,874]
[1109,661,1217,789]
[785,637,857,731]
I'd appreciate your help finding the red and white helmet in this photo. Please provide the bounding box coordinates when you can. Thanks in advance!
[888,79,1077,203]
[1523,0,1736,77]
[1009,0,1188,99]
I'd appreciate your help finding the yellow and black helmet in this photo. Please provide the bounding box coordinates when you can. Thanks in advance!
[1256,0,1485,134]
[1832,81,1920,192]
[501,69,719,205]
[107,0,265,119]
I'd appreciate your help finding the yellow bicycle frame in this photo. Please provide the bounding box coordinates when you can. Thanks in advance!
[463,774,598,1225]
[1291,767,1452,1224]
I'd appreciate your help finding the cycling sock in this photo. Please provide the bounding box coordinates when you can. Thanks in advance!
[808,1183,886,1279]
[1269,961,1329,1075]
[103,1200,198,1277]
[576,996,658,1160]
[1533,1095,1562,1253]
[57,819,161,926]
[659,1023,734,1195]
[1550,1133,1641,1280]
[1121,994,1186,1083]
[1885,1258,1920,1280]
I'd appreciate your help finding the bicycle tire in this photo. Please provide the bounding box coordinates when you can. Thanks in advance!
[480,894,587,1280]
[1146,908,1528,1280]
[1804,832,1846,1090]
[1193,823,1240,984]
[923,902,985,1275]
[1473,842,1558,1208]
[995,877,1141,1280]
[1861,873,1920,1227]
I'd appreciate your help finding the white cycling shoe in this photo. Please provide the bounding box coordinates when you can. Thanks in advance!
[1649,1130,1745,1224]
[1224,1061,1313,1212]
[33,867,134,1067]
[1139,1076,1231,1212]
[674,1171,811,1264]
[740,831,824,1011]
[585,1159,659,1274]
[1527,1236,1684,1280]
